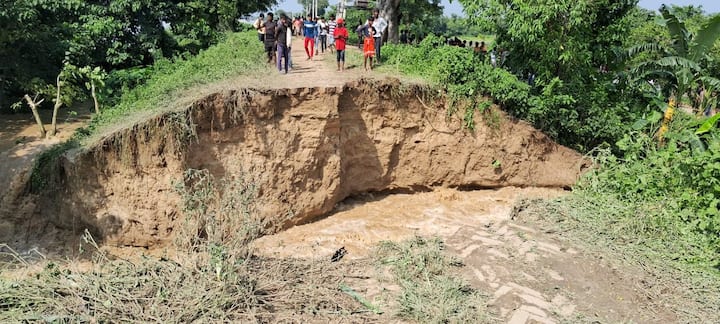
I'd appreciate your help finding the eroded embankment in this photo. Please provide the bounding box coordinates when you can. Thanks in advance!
[17,79,587,247]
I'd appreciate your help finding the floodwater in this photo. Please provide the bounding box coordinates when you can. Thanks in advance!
[253,187,566,260]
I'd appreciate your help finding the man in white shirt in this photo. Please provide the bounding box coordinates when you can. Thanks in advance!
[370,9,387,63]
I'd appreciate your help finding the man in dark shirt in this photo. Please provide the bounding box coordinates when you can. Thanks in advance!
[275,14,291,74]
[263,13,277,64]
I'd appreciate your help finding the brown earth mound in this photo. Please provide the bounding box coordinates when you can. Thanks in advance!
[4,79,588,247]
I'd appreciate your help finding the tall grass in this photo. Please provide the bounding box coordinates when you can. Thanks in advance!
[85,31,266,138]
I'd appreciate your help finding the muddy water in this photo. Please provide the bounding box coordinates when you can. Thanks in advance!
[253,187,566,260]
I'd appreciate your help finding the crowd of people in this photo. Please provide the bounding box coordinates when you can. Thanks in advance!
[252,9,389,73]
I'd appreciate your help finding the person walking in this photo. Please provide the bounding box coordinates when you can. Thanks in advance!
[333,18,349,71]
[263,13,277,64]
[303,15,317,60]
[293,17,303,36]
[318,16,328,54]
[275,14,290,74]
[253,13,265,42]
[370,9,387,63]
[327,15,337,54]
[314,16,321,55]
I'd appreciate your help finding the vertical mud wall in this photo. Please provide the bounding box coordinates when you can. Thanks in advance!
[34,79,587,247]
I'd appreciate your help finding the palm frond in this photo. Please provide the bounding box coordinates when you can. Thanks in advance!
[625,43,666,59]
[655,56,701,71]
[660,5,689,57]
[698,76,720,93]
[689,14,720,61]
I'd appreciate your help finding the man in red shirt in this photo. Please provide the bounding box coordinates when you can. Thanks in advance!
[333,18,349,72]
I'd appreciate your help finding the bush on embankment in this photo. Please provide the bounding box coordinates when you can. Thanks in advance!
[380,35,651,152]
[382,36,720,273]
[573,114,720,269]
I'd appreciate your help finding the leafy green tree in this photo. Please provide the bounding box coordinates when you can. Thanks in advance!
[376,0,443,43]
[628,5,720,116]
[1,0,276,111]
[458,0,648,150]
[460,0,637,81]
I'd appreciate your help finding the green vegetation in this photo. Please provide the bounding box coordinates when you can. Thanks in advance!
[381,2,720,276]
[577,114,720,268]
[27,31,265,194]
[87,31,266,137]
[375,237,488,323]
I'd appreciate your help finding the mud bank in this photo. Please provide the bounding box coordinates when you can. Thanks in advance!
[10,79,587,247]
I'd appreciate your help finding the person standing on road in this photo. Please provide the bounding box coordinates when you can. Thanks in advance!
[363,22,376,71]
[253,13,265,42]
[263,13,277,64]
[355,19,364,49]
[327,15,337,54]
[369,9,387,63]
[303,15,317,60]
[318,16,328,54]
[275,14,290,74]
[333,18,349,72]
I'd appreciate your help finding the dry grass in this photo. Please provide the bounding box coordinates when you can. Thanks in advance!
[2,167,491,323]
[374,237,490,323]
[0,236,380,322]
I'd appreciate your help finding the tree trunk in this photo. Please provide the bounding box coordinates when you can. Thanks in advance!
[23,94,47,138]
[379,0,401,44]
[50,74,62,137]
[91,80,100,114]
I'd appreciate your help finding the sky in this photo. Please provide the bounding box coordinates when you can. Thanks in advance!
[273,0,719,17]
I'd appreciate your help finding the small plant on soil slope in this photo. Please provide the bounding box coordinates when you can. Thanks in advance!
[375,236,489,323]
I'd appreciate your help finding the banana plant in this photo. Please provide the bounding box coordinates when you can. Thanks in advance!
[626,6,720,138]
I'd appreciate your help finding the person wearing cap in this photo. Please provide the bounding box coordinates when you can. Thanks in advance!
[333,18,349,71]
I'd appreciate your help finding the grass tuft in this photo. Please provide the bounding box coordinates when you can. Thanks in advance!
[374,236,489,323]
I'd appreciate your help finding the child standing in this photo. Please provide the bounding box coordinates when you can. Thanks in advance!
[363,24,376,71]
[333,18,349,72]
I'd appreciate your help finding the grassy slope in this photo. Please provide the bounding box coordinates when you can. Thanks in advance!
[82,31,268,144]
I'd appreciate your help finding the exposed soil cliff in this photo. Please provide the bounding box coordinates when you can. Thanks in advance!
[13,79,587,247]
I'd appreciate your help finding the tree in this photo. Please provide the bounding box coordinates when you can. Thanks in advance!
[21,94,47,138]
[627,6,720,137]
[460,0,638,82]
[375,0,443,44]
[1,0,277,111]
